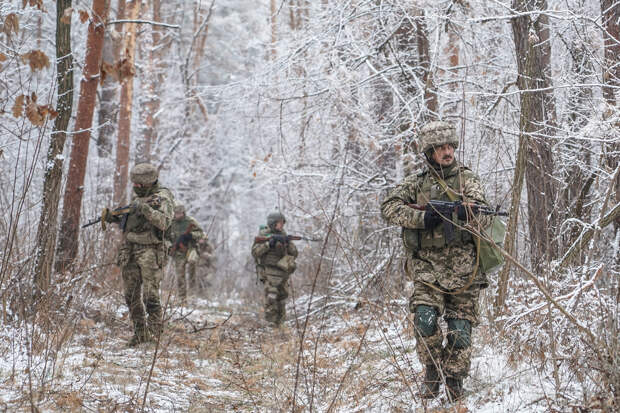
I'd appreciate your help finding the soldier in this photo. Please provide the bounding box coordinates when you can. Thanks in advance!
[381,121,491,401]
[108,163,174,346]
[251,211,298,327]
[168,204,205,301]
[196,236,216,289]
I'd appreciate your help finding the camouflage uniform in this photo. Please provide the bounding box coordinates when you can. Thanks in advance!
[251,212,298,326]
[168,205,205,300]
[381,121,490,400]
[109,163,174,346]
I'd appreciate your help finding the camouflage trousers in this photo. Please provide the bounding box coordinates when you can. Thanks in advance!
[409,279,480,379]
[260,272,290,325]
[120,244,166,340]
[173,248,198,299]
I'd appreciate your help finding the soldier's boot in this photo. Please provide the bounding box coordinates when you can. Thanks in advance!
[419,364,441,399]
[445,376,464,402]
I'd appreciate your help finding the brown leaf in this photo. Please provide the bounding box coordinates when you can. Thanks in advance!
[0,53,7,63]
[100,61,118,84]
[21,50,50,72]
[61,7,73,24]
[23,0,44,10]
[118,58,135,82]
[12,95,25,118]
[25,95,45,126]
[3,14,19,37]
[78,10,89,24]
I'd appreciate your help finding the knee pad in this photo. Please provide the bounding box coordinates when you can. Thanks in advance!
[447,319,471,349]
[414,305,438,337]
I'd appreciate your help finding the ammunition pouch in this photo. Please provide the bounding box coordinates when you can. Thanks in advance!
[276,254,296,274]
[126,230,163,245]
[402,228,421,252]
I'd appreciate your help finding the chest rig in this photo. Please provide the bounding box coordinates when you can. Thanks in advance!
[402,166,473,251]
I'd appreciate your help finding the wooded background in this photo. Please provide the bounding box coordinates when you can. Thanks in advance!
[0,0,618,410]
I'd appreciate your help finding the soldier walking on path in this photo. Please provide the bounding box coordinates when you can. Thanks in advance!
[168,204,205,301]
[381,121,492,402]
[251,211,298,327]
[107,163,175,346]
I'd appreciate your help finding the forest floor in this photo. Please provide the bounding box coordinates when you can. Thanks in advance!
[0,283,571,412]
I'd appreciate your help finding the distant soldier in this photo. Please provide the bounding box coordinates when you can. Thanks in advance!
[196,236,216,289]
[168,204,205,301]
[381,121,492,401]
[251,212,298,327]
[107,163,174,346]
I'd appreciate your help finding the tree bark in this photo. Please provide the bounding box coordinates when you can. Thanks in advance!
[113,0,141,206]
[55,0,110,272]
[270,0,277,60]
[33,0,74,291]
[511,0,559,270]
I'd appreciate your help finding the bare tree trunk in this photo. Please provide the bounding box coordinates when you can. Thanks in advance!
[270,0,277,60]
[495,135,527,313]
[33,0,74,291]
[415,10,437,118]
[511,0,559,270]
[97,0,126,158]
[113,0,141,206]
[55,0,110,272]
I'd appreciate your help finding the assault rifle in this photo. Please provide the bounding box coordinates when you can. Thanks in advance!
[254,234,320,244]
[82,205,132,231]
[170,223,195,256]
[408,200,507,242]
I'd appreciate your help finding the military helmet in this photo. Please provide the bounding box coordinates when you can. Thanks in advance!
[130,163,158,185]
[418,121,458,155]
[267,211,286,229]
[174,204,185,214]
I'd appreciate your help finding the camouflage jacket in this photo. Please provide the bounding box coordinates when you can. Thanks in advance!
[168,215,205,257]
[381,161,490,289]
[251,226,298,276]
[112,183,175,246]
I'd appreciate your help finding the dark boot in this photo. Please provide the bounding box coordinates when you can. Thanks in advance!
[127,328,150,347]
[445,376,464,402]
[420,364,441,399]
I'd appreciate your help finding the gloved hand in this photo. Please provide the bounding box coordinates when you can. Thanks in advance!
[268,234,287,249]
[424,209,442,230]
[131,198,150,216]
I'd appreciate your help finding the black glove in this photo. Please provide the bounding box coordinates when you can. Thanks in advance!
[268,234,287,249]
[178,233,192,245]
[424,209,442,230]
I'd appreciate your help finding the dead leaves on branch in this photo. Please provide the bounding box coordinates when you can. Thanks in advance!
[61,8,90,25]
[2,13,19,38]
[22,0,44,10]
[12,93,58,126]
[21,50,50,72]
[100,59,135,84]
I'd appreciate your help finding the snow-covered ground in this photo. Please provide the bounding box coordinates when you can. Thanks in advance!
[0,288,593,412]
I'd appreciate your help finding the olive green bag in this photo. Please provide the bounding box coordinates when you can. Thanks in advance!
[477,216,506,273]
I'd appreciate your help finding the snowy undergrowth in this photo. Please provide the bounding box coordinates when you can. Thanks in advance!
[0,282,605,412]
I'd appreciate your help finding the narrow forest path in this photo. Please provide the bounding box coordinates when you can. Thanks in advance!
[0,281,547,412]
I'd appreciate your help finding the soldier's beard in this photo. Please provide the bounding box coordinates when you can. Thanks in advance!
[133,186,152,197]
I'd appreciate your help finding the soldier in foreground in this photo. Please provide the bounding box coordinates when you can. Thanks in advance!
[381,121,491,401]
[251,212,298,327]
[107,163,174,346]
[168,204,205,301]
